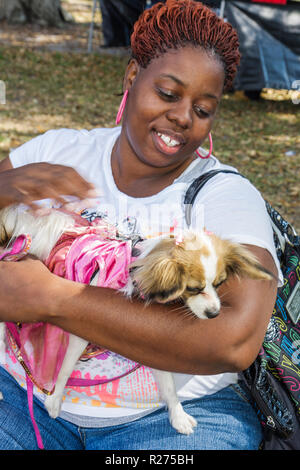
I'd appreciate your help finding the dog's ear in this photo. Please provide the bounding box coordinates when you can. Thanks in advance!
[130,244,187,303]
[223,242,274,281]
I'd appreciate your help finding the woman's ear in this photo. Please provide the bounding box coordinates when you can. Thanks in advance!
[123,59,140,92]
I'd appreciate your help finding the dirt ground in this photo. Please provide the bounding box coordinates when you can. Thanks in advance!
[0,0,126,54]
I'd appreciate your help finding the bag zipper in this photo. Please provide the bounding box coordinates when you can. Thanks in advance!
[250,384,292,438]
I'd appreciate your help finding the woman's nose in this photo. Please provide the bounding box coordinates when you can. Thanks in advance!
[166,100,193,129]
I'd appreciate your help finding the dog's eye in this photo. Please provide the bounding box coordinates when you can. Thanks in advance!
[186,286,204,294]
[213,279,225,289]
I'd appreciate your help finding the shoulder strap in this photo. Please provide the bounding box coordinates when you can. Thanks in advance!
[265,201,299,248]
[183,168,299,249]
[184,169,246,227]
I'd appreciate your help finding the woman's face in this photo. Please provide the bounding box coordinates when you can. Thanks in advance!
[122,45,225,170]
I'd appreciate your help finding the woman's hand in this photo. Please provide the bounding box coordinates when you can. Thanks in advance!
[0,256,63,323]
[0,161,96,209]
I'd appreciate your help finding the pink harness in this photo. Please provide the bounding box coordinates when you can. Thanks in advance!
[0,219,139,449]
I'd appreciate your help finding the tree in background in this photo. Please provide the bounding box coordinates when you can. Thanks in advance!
[0,0,71,27]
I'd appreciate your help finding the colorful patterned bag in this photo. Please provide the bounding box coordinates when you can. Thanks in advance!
[184,169,300,450]
[242,202,300,449]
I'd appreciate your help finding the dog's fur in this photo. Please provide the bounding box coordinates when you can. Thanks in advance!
[0,205,272,434]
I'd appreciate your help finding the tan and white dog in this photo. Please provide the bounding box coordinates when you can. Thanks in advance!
[0,205,272,434]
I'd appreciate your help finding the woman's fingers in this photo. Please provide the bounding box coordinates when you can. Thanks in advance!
[0,163,97,209]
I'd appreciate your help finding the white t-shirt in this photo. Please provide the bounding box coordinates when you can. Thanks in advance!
[3,126,282,426]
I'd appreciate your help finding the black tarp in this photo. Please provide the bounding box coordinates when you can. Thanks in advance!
[225,1,300,90]
[100,0,146,47]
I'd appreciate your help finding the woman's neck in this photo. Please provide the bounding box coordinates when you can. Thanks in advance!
[111,135,195,198]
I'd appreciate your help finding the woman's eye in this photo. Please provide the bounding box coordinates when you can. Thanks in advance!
[194,106,210,118]
[157,88,178,101]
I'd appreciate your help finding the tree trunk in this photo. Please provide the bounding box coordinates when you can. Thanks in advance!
[0,0,71,27]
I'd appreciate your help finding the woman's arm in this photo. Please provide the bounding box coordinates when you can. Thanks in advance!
[0,157,95,208]
[0,244,278,375]
[0,157,13,172]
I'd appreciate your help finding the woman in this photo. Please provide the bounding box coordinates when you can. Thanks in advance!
[0,1,279,450]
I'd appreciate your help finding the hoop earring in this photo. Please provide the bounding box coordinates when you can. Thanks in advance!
[115,90,129,125]
[195,132,213,159]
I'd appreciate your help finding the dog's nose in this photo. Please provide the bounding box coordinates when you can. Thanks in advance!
[205,309,219,319]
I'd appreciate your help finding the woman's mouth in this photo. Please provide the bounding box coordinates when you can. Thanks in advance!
[152,130,185,156]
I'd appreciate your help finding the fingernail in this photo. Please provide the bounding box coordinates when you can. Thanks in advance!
[87,188,103,198]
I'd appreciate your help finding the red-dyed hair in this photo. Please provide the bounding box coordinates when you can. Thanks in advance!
[131,0,240,91]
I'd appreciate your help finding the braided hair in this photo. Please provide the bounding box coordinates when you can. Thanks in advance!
[130,0,240,91]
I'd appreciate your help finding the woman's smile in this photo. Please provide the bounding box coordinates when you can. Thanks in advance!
[151,129,186,156]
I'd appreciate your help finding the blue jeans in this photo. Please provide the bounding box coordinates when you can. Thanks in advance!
[0,367,262,450]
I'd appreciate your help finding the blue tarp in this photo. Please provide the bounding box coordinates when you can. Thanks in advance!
[225,1,300,90]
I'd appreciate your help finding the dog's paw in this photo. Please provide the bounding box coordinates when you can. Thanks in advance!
[44,394,62,419]
[169,403,197,435]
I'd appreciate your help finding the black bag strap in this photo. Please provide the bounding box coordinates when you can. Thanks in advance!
[265,201,300,248]
[184,169,246,227]
[183,168,300,247]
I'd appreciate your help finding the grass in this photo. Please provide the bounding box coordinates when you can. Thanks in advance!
[0,47,125,130]
[0,8,299,232]
[214,91,300,231]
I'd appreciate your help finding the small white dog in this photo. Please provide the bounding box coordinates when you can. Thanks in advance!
[0,205,272,435]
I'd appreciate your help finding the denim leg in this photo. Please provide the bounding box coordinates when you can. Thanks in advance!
[83,384,263,450]
[0,367,84,450]
[0,365,263,450]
